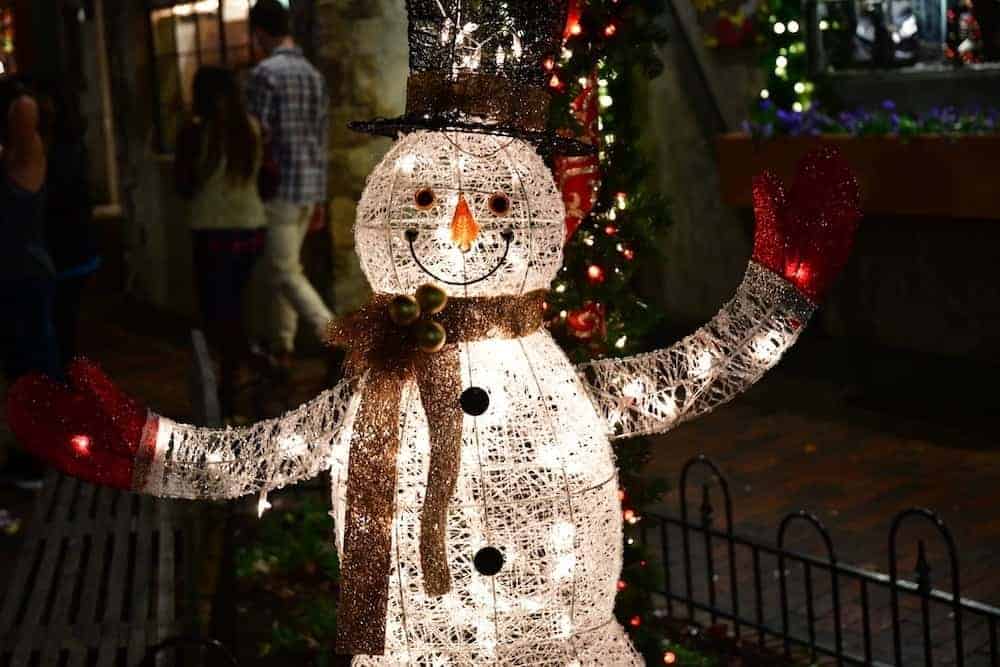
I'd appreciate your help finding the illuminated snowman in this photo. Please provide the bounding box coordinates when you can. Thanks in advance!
[7,2,860,665]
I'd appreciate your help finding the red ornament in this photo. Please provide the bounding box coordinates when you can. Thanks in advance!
[751,148,861,304]
[586,264,606,284]
[553,72,602,242]
[565,301,607,341]
[616,580,627,591]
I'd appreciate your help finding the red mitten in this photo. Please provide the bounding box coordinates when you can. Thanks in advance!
[6,358,151,489]
[751,148,862,303]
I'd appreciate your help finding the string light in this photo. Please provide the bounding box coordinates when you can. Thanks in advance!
[663,652,677,664]
[70,435,91,456]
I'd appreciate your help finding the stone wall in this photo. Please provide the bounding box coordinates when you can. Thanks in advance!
[639,12,764,326]
[312,0,408,315]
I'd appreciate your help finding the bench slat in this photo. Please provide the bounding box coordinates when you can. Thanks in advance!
[20,477,79,631]
[0,470,61,632]
[48,482,97,628]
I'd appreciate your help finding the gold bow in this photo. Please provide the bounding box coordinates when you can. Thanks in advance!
[328,288,547,655]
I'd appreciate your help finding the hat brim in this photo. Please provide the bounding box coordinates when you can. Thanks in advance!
[349,114,596,157]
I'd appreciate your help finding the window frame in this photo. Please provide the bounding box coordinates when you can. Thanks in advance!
[145,0,257,154]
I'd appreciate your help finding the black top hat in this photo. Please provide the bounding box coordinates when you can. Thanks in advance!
[349,0,592,155]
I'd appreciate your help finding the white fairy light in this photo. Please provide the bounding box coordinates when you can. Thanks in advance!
[396,152,417,176]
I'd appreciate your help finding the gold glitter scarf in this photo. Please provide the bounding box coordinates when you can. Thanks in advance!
[328,290,547,655]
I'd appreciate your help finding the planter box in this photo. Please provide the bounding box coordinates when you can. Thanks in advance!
[717,133,1000,220]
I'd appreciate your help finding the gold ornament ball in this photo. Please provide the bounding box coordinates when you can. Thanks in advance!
[389,295,421,326]
[414,321,447,353]
[415,284,448,315]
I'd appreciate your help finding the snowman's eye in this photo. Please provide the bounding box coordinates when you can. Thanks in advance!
[414,188,436,210]
[488,193,511,216]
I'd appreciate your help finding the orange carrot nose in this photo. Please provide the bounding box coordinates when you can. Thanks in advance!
[450,193,479,253]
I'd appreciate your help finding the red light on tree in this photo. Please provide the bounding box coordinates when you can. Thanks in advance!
[586,264,605,284]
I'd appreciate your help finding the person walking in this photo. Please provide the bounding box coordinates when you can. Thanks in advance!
[247,0,332,372]
[175,66,267,420]
[0,76,55,490]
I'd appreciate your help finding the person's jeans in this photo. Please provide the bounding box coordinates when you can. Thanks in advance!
[0,276,62,382]
[192,228,266,416]
[260,201,333,354]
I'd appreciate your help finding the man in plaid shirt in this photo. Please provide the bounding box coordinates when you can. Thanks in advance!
[247,0,332,364]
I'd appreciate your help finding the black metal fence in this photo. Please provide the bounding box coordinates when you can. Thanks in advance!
[636,455,1000,666]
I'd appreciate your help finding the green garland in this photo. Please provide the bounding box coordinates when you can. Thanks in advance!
[547,0,671,364]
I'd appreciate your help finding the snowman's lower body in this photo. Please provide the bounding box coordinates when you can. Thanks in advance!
[351,621,641,666]
[333,333,643,666]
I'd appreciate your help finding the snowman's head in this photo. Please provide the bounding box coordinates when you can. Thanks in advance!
[356,131,565,297]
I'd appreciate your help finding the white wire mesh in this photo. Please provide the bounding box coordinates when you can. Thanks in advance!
[340,332,642,666]
[140,377,361,499]
[137,129,819,665]
[355,131,565,297]
[579,262,816,440]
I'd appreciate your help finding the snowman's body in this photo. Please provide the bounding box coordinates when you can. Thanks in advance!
[337,131,641,664]
[335,332,641,665]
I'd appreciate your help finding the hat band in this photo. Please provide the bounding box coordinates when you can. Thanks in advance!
[405,72,550,133]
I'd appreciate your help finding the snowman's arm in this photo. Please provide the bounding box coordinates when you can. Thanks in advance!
[577,262,814,439]
[136,376,361,500]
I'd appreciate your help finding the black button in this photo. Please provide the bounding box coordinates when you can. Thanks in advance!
[460,387,490,416]
[474,547,504,576]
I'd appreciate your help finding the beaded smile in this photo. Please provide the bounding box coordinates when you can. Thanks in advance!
[404,226,515,286]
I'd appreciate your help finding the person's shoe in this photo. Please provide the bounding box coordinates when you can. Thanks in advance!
[0,450,46,491]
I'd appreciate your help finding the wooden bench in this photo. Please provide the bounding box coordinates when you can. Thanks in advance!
[0,331,232,667]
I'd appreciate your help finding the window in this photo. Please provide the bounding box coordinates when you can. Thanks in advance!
[147,0,259,152]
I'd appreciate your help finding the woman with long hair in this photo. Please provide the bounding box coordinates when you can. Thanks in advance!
[175,66,266,421]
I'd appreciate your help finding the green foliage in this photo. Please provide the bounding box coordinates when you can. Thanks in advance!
[235,495,340,582]
[263,596,338,661]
